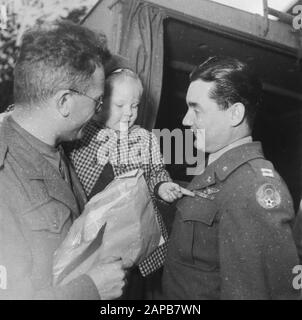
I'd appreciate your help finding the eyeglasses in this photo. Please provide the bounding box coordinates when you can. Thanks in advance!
[68,88,103,113]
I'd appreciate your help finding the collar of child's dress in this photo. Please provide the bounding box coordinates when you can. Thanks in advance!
[102,124,141,134]
[96,124,141,141]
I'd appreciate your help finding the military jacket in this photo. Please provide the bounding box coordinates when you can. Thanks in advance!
[0,117,99,299]
[162,142,299,300]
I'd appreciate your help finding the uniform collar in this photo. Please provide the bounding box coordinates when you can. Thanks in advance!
[188,141,265,190]
[96,123,141,141]
[0,116,58,179]
[208,136,253,165]
[0,117,9,168]
[214,141,264,180]
[0,143,7,168]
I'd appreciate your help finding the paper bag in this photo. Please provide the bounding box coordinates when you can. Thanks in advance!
[53,169,161,286]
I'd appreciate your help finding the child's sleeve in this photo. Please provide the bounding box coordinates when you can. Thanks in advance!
[147,132,172,194]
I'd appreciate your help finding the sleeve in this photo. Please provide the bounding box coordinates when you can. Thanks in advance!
[0,202,100,300]
[218,177,300,300]
[147,132,172,194]
[35,275,100,300]
[34,274,101,300]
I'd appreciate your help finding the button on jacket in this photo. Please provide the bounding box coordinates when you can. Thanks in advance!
[0,117,99,299]
[162,142,299,300]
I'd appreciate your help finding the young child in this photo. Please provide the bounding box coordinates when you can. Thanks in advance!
[69,68,193,299]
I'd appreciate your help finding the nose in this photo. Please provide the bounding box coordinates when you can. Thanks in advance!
[182,109,193,127]
[123,105,132,117]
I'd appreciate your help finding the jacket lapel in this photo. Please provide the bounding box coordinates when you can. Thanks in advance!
[68,165,87,215]
[187,142,264,191]
[43,178,80,216]
[25,157,81,217]
[187,165,216,191]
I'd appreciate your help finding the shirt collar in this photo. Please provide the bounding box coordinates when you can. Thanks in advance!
[208,136,253,166]
[188,140,264,191]
[8,116,59,156]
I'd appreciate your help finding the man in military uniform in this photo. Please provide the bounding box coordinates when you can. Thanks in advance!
[162,57,299,299]
[0,21,128,299]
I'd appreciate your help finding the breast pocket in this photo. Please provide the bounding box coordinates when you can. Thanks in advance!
[22,201,71,234]
[176,196,219,271]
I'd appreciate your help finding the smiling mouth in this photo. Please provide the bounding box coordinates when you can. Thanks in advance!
[120,118,132,125]
[190,127,197,135]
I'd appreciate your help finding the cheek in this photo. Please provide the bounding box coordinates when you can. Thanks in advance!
[215,114,228,130]
[208,116,227,138]
[194,113,204,128]
[107,106,122,121]
[73,105,93,124]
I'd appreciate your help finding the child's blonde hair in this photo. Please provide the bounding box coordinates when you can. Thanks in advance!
[104,68,143,99]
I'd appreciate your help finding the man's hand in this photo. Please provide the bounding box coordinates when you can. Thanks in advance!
[86,256,132,300]
[158,182,195,203]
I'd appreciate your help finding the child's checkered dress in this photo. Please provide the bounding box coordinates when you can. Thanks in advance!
[69,121,171,277]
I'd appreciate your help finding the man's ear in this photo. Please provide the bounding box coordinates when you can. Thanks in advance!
[55,90,72,117]
[229,102,245,127]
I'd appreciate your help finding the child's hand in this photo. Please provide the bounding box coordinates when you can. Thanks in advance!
[158,182,195,203]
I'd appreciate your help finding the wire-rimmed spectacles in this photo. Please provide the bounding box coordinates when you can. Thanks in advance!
[68,88,103,113]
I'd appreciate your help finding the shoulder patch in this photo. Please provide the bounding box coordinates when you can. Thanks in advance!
[256,183,281,209]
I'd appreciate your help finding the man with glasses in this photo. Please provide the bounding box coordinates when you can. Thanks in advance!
[0,20,129,299]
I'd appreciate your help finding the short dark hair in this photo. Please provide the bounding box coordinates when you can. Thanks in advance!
[14,20,111,105]
[190,56,262,129]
